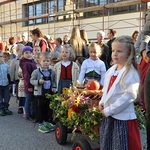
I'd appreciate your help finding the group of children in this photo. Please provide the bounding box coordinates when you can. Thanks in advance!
[0,41,105,132]
[0,35,142,149]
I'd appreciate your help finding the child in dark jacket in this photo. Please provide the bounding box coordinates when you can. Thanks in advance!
[30,52,56,133]
[20,46,37,121]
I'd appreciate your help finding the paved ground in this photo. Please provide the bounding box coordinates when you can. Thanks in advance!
[0,96,147,150]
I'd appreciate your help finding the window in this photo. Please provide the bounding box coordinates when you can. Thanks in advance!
[48,1,56,21]
[57,0,64,21]
[76,0,85,8]
[25,2,47,25]
[58,0,64,12]
[28,5,35,25]
[100,0,107,5]
[86,0,99,7]
[22,0,142,26]
[85,0,99,17]
[36,4,42,23]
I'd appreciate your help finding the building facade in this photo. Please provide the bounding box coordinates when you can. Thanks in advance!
[0,0,149,41]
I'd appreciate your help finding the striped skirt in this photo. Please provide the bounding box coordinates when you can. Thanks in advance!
[100,117,142,150]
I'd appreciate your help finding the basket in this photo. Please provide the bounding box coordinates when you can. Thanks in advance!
[69,86,102,108]
[91,99,100,108]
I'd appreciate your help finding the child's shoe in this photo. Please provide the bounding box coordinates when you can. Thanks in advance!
[22,114,26,118]
[38,125,50,133]
[52,118,59,125]
[13,93,16,97]
[4,108,12,115]
[26,116,34,122]
[18,108,23,114]
[45,123,55,131]
[0,109,5,116]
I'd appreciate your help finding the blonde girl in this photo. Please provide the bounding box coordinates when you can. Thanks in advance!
[99,35,141,150]
[78,42,106,85]
[54,44,79,94]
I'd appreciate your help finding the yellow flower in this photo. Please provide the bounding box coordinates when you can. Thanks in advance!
[74,97,80,106]
[68,108,72,119]
[62,88,70,95]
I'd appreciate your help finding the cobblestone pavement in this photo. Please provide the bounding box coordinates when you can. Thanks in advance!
[0,96,147,150]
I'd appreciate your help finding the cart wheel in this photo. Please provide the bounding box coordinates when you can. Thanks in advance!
[72,138,92,150]
[55,121,67,145]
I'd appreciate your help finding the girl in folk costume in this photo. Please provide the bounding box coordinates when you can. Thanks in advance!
[54,44,79,94]
[99,36,142,150]
[78,42,106,86]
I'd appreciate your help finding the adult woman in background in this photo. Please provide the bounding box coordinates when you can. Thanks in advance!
[69,26,87,59]
[30,28,48,52]
[80,29,89,46]
[80,29,89,58]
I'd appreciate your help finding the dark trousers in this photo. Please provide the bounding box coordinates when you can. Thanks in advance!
[15,80,19,99]
[0,85,10,109]
[36,96,52,124]
[144,66,150,150]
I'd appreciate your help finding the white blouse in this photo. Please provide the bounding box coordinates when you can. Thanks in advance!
[61,61,71,67]
[78,58,106,85]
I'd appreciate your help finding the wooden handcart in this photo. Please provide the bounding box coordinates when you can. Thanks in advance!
[52,86,103,150]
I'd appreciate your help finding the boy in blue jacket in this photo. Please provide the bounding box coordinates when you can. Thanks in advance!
[0,51,12,116]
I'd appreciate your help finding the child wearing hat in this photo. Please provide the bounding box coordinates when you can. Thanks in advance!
[20,46,37,121]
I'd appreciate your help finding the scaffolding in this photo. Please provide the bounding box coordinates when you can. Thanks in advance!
[0,0,148,41]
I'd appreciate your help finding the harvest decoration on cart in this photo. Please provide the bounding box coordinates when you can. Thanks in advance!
[46,80,146,150]
[46,81,103,142]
